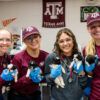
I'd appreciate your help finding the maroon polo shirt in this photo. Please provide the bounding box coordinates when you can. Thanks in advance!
[11,50,48,95]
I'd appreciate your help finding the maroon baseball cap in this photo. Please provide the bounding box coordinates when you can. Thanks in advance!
[87,12,100,26]
[22,26,41,40]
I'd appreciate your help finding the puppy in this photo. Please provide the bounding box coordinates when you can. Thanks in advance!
[50,56,65,88]
[85,55,98,65]
[26,61,42,78]
[7,64,18,82]
[2,64,18,94]
[85,55,98,73]
[73,54,85,76]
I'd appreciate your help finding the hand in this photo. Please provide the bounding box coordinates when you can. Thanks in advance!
[73,62,84,75]
[85,63,95,73]
[85,55,98,72]
[10,69,18,77]
[29,67,43,83]
[50,64,62,79]
[83,77,92,96]
[1,69,14,81]
[84,87,91,96]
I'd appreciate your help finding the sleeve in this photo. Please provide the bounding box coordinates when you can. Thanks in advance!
[44,53,55,85]
[11,55,33,91]
[0,77,5,90]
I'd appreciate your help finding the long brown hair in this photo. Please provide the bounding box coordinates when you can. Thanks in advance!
[53,28,79,56]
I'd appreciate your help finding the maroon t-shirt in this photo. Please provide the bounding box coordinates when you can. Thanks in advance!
[90,45,100,100]
[0,54,11,93]
[83,45,100,100]
[11,50,48,95]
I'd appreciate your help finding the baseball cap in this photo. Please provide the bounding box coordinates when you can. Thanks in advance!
[87,12,100,26]
[22,26,41,40]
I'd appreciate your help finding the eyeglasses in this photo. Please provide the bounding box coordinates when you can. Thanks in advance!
[25,34,40,43]
[0,38,11,43]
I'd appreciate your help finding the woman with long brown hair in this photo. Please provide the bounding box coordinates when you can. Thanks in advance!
[45,28,85,100]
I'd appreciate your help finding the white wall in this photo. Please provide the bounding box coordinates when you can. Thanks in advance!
[0,0,100,53]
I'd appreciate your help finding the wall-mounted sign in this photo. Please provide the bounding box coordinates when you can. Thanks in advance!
[42,0,65,28]
[80,6,100,22]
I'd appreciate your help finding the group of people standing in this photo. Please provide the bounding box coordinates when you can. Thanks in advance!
[0,12,100,100]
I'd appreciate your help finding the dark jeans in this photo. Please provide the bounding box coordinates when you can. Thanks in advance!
[8,90,41,100]
[0,94,3,100]
[41,86,51,100]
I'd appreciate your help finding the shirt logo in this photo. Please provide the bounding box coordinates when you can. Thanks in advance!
[26,26,33,32]
[39,61,44,67]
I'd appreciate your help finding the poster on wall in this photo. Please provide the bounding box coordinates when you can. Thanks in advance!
[80,6,100,22]
[42,0,65,28]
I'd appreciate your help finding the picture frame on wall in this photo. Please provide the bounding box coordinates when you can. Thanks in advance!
[42,0,65,28]
[80,6,100,22]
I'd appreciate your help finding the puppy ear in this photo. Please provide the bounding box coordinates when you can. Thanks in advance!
[7,64,13,69]
[28,61,38,69]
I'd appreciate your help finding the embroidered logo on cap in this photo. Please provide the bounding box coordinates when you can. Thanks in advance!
[26,26,34,32]
[91,12,100,18]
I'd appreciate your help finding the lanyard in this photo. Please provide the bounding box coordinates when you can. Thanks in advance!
[60,56,74,83]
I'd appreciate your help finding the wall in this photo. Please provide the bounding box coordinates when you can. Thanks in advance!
[0,0,100,53]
